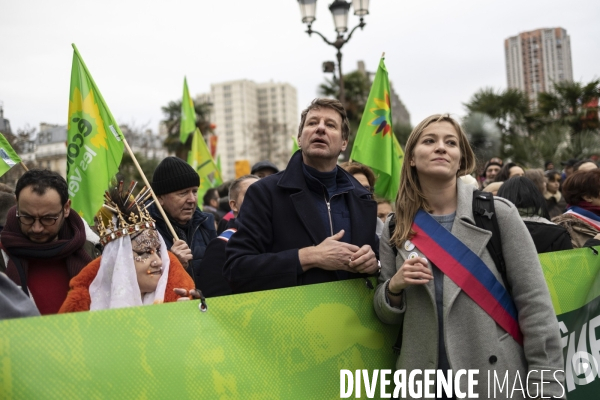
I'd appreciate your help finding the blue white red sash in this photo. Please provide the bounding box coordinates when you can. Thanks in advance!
[565,206,600,230]
[217,228,237,242]
[410,210,523,345]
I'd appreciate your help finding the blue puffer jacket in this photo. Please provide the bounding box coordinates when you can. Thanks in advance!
[148,203,217,287]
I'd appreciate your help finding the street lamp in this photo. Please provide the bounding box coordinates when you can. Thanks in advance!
[297,0,370,106]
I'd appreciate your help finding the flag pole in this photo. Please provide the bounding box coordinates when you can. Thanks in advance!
[20,162,29,172]
[121,138,180,241]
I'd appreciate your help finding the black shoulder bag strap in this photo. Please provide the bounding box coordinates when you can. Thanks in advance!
[472,190,510,296]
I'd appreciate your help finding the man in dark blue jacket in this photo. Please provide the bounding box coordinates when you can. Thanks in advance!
[224,98,379,294]
[149,157,216,287]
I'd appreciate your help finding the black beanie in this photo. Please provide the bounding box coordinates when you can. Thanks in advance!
[152,157,200,195]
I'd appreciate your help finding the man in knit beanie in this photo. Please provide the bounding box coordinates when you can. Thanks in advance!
[148,157,217,287]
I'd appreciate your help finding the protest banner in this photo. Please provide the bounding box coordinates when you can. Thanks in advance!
[1,248,598,399]
[0,278,396,399]
[539,246,600,399]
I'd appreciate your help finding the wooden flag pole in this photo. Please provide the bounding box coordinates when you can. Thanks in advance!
[121,137,180,241]
[20,162,29,172]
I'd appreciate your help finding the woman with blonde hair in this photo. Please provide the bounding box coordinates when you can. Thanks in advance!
[373,114,564,399]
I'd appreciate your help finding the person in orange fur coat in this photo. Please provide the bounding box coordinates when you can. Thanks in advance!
[59,249,195,313]
[59,183,198,313]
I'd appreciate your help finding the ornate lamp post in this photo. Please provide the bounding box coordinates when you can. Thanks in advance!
[297,0,370,106]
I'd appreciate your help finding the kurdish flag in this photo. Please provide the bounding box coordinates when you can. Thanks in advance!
[0,134,22,177]
[180,77,196,144]
[188,128,222,204]
[350,56,404,202]
[67,44,124,225]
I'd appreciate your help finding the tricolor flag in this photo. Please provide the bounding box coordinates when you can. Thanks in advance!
[0,134,22,177]
[350,56,404,202]
[180,77,196,144]
[67,44,125,225]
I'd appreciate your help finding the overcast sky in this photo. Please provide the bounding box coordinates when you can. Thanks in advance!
[1,0,599,135]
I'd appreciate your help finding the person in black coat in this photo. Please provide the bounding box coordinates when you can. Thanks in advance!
[149,157,217,287]
[497,176,572,253]
[224,98,379,294]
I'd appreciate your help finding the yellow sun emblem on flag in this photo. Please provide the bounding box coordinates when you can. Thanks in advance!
[68,87,109,149]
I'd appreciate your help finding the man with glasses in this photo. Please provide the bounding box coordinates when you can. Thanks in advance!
[224,98,379,294]
[0,169,101,315]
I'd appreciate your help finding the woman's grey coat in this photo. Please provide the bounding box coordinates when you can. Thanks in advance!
[374,180,565,399]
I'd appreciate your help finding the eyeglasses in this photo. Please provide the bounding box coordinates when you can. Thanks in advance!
[16,209,64,226]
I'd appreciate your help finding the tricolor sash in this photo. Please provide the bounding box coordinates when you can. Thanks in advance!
[410,210,523,345]
[565,206,600,230]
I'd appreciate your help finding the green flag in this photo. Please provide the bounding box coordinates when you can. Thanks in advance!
[188,128,222,204]
[0,134,22,177]
[350,56,403,202]
[216,155,223,178]
[180,77,196,143]
[291,135,300,156]
[67,44,125,225]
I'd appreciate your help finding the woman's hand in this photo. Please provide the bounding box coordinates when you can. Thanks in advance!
[389,256,433,293]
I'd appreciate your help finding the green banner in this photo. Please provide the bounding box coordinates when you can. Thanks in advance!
[0,278,396,399]
[539,247,600,399]
[1,248,599,399]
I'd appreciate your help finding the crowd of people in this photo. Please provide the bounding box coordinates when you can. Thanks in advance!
[3,97,599,398]
[478,154,600,248]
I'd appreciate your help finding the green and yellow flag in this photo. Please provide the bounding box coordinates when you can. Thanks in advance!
[180,77,196,144]
[350,56,404,202]
[216,155,223,178]
[0,134,22,177]
[67,44,125,225]
[291,135,300,156]
[188,128,222,204]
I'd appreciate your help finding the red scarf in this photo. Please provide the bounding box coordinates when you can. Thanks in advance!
[1,205,92,287]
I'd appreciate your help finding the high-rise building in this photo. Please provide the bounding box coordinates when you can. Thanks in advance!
[209,80,298,181]
[505,28,573,102]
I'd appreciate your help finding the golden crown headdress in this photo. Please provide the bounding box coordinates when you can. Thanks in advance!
[95,180,156,246]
